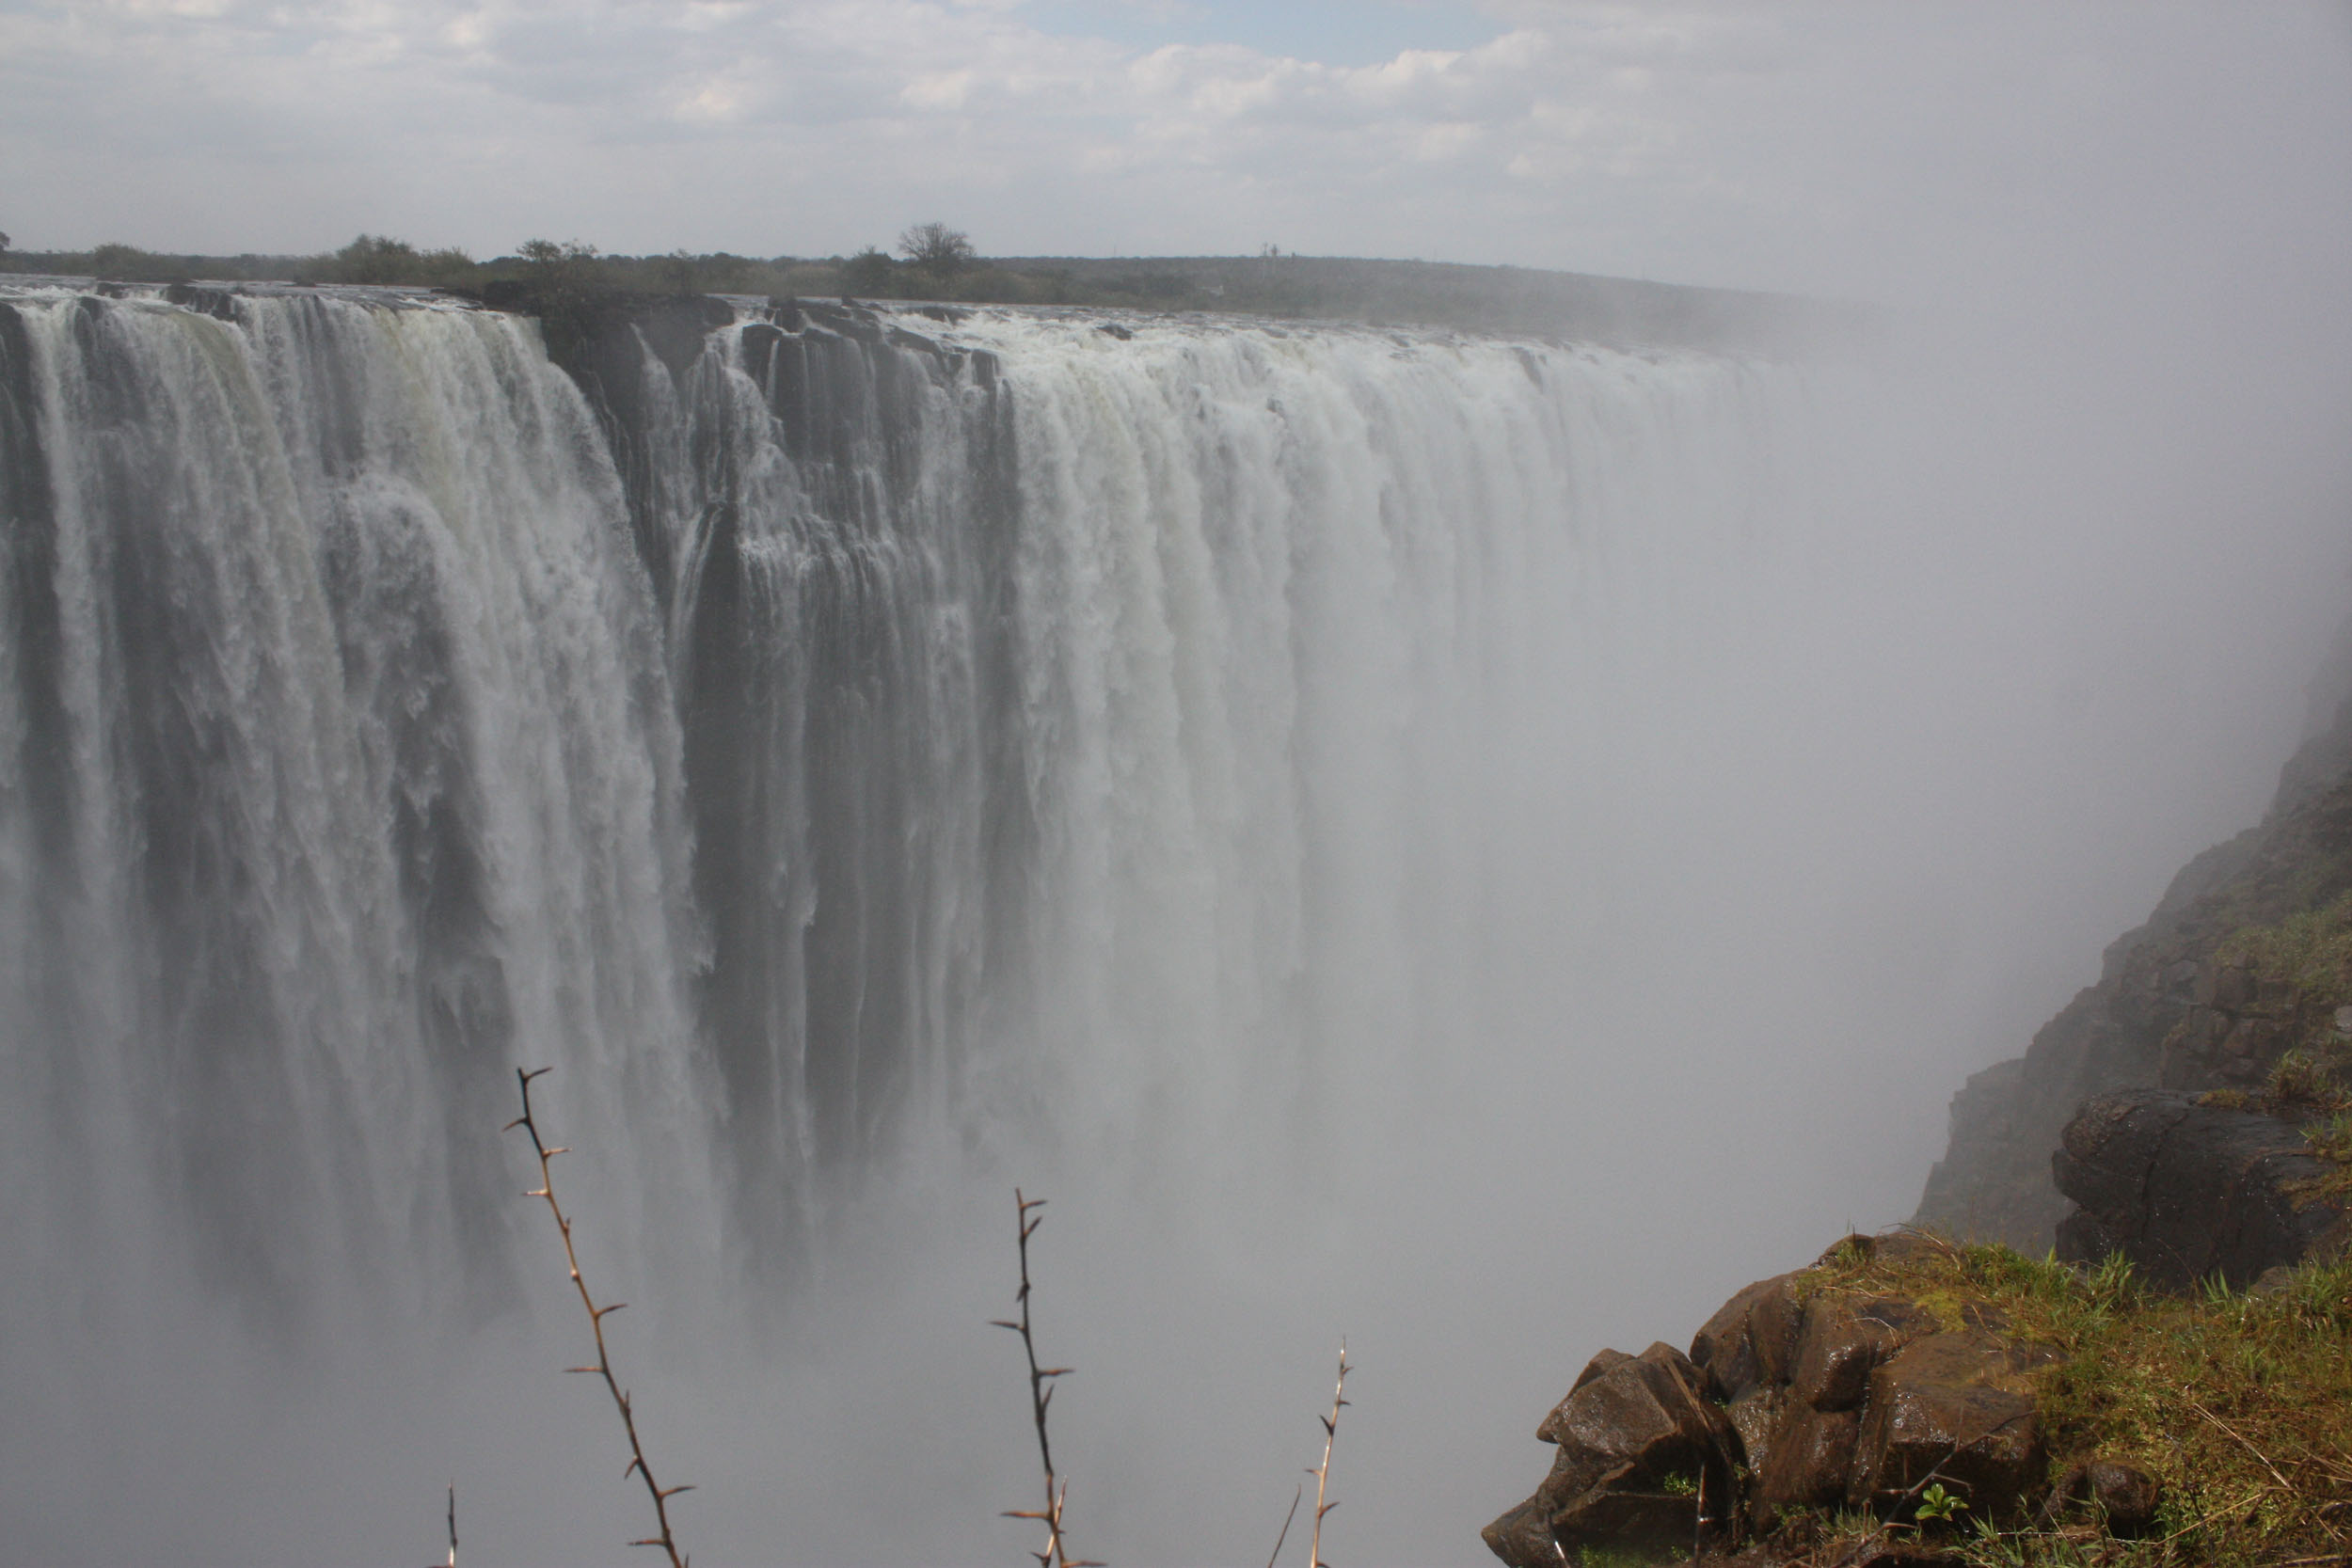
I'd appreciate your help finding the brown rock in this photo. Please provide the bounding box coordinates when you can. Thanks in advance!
[1790,1296,1937,1412]
[1725,1385,1785,1477]
[1479,1497,1553,1568]
[1488,1342,1740,1565]
[1563,1347,1632,1402]
[1690,1273,1804,1402]
[1752,1403,1860,1523]
[1850,1331,2043,1521]
[2043,1460,2162,1537]
[1549,1473,1702,1557]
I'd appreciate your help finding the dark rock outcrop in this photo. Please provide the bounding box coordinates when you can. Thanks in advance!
[1485,1342,1738,1565]
[2051,1088,2347,1288]
[1847,1330,2047,1518]
[1916,678,2352,1251]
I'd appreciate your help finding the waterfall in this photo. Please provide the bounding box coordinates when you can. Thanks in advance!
[0,282,1838,1564]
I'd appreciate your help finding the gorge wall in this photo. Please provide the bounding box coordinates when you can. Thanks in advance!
[1915,616,2352,1255]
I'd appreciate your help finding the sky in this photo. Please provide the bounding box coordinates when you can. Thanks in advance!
[0,0,2346,307]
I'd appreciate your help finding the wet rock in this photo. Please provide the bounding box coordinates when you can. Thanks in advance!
[1690,1273,1804,1402]
[2052,1088,2346,1289]
[2043,1459,2162,1537]
[1550,1479,1705,1556]
[1724,1385,1785,1479]
[1490,1242,2074,1563]
[1850,1331,2044,1522]
[1479,1497,1553,1567]
[1562,1347,1632,1402]
[1752,1402,1861,1520]
[1789,1296,1938,1412]
[1486,1342,1739,1566]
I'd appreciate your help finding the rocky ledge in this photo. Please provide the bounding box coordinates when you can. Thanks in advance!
[2053,1087,2350,1291]
[1485,1227,2351,1566]
[1486,1235,2073,1566]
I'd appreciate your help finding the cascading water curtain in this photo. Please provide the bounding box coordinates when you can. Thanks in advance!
[0,290,711,1340]
[0,284,1832,1566]
[0,289,1825,1304]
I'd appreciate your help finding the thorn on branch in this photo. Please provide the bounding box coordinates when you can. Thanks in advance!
[1310,1340,1351,1568]
[508,1068,691,1568]
[999,1187,1093,1568]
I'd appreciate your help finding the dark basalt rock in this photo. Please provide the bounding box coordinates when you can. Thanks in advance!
[1849,1330,2049,1520]
[2042,1460,2162,1538]
[1485,1342,1738,1566]
[1915,639,2352,1254]
[1753,1402,1860,1517]
[1691,1272,1804,1401]
[2052,1088,2347,1289]
[1486,1240,2067,1565]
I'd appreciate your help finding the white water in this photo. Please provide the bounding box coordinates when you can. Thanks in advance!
[0,287,2338,1565]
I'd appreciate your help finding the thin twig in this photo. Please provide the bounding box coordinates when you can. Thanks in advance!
[1265,1483,1303,1568]
[1310,1341,1351,1568]
[2185,1397,2308,1503]
[445,1482,456,1568]
[992,1190,1102,1568]
[507,1068,691,1568]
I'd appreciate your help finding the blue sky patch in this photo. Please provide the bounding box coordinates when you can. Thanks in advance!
[1021,0,1504,67]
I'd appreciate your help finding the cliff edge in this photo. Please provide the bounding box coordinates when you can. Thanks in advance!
[1914,615,2352,1253]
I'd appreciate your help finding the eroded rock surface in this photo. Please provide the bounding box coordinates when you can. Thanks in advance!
[1485,1342,1737,1565]
[1915,636,2352,1254]
[1485,1236,2060,1565]
[2051,1088,2346,1288]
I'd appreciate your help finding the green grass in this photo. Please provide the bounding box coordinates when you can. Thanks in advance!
[2216,893,2352,1006]
[1788,1239,2352,1567]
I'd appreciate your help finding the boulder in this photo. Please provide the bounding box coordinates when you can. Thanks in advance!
[1752,1402,1860,1520]
[2052,1088,2347,1288]
[1485,1342,1739,1566]
[1788,1295,1938,1412]
[1690,1273,1804,1402]
[1849,1331,2047,1523]
[2042,1460,2162,1537]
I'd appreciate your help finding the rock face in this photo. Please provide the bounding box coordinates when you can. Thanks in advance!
[1483,1341,1737,1564]
[1915,661,2352,1251]
[1484,1237,2057,1565]
[2052,1089,2347,1288]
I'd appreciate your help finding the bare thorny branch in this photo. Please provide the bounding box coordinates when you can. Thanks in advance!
[506,1068,692,1568]
[993,1190,1103,1568]
[1310,1340,1351,1568]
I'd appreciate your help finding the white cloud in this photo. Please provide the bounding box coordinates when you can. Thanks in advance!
[0,0,2343,334]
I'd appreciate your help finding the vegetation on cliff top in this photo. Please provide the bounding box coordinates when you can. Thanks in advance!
[0,230,1864,352]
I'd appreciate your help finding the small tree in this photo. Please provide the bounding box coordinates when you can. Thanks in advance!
[336,233,420,284]
[519,238,599,268]
[841,246,898,296]
[897,222,975,276]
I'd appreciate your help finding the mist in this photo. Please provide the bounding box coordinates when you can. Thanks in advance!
[2,7,2350,1568]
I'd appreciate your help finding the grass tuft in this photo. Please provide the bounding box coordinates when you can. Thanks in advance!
[1773,1236,2352,1568]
